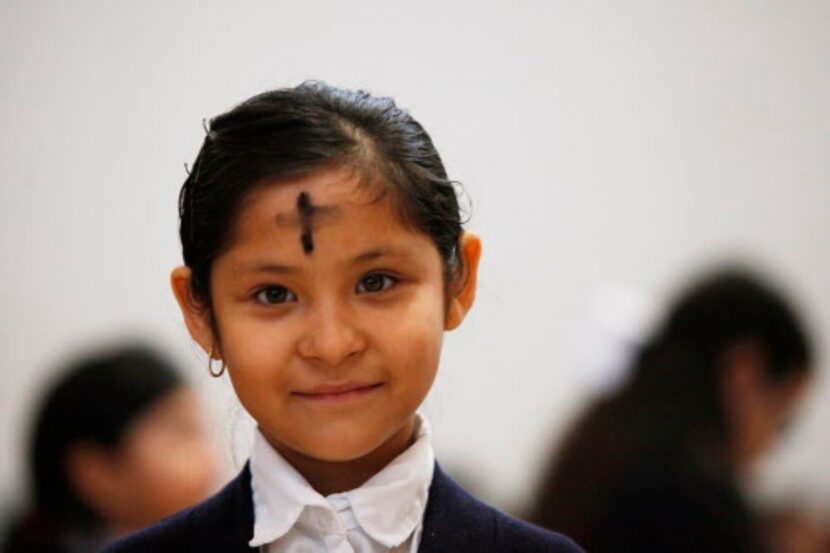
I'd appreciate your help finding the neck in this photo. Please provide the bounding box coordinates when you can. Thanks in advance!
[268,417,417,496]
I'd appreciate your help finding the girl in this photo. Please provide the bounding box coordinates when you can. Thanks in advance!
[104,82,583,552]
[528,270,813,552]
[2,344,218,553]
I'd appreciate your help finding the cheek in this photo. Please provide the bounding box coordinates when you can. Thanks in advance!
[216,314,296,395]
[118,429,220,523]
[379,289,445,397]
[739,396,784,465]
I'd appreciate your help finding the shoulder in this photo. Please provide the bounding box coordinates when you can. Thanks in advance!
[101,465,255,553]
[2,512,68,553]
[593,461,762,552]
[490,507,584,553]
[420,464,584,553]
[100,508,191,553]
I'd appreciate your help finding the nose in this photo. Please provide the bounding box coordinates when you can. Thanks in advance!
[297,300,367,366]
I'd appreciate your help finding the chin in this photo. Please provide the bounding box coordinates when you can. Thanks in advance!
[266,411,416,464]
[300,431,387,462]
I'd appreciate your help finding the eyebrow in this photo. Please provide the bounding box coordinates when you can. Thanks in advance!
[353,248,415,264]
[237,262,300,275]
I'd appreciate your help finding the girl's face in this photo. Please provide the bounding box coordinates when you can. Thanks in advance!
[175,167,479,463]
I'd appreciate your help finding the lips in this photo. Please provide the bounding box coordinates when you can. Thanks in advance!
[292,382,383,402]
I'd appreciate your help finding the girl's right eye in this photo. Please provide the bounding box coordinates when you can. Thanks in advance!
[254,286,297,306]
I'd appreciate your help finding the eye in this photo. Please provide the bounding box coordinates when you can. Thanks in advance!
[356,273,397,294]
[254,286,297,305]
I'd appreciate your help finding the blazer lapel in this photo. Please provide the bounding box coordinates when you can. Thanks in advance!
[418,464,494,553]
[227,464,258,552]
[190,464,258,552]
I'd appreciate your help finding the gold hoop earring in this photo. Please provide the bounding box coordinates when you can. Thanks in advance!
[207,345,226,378]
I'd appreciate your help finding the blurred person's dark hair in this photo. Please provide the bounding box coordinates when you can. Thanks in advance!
[528,268,814,552]
[34,346,182,523]
[2,344,185,553]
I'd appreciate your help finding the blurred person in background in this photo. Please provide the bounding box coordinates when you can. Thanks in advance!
[1,344,220,553]
[528,269,820,552]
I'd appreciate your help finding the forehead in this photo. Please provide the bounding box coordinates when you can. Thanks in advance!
[247,168,376,216]
[228,167,417,251]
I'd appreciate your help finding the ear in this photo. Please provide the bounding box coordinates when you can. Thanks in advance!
[445,232,482,331]
[170,266,218,358]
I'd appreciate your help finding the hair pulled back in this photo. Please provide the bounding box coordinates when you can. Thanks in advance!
[179,81,464,309]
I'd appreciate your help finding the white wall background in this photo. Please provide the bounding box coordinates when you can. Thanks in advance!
[1,0,828,513]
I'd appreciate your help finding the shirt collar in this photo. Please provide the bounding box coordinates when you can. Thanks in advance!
[249,415,434,548]
[248,429,328,546]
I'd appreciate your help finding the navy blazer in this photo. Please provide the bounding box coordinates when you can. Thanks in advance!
[102,463,582,553]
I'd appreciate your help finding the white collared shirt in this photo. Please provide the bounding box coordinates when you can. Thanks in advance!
[249,416,435,553]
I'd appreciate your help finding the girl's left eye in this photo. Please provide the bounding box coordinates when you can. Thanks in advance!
[356,273,397,294]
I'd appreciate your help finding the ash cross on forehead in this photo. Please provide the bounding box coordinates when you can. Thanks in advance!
[273,192,340,255]
[297,192,315,254]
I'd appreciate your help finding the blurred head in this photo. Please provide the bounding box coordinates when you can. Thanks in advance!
[30,345,219,534]
[634,269,813,469]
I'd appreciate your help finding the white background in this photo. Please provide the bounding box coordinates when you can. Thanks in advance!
[1,0,828,514]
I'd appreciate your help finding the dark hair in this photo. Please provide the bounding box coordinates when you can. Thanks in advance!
[528,269,813,550]
[28,345,183,527]
[180,81,465,309]
[618,269,813,451]
[645,270,811,382]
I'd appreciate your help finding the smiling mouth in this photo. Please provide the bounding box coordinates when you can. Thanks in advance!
[292,382,384,403]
